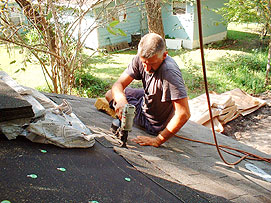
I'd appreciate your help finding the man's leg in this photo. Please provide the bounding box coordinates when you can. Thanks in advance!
[105,88,157,135]
[105,88,144,110]
[125,88,158,135]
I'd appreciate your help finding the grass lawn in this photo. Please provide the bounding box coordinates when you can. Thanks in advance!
[0,46,50,91]
[0,22,270,98]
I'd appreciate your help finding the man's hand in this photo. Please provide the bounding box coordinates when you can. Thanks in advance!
[111,72,134,118]
[114,99,127,119]
[131,136,162,147]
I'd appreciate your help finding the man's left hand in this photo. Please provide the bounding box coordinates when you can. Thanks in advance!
[131,136,161,147]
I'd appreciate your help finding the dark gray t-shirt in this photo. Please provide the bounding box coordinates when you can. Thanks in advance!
[125,55,187,130]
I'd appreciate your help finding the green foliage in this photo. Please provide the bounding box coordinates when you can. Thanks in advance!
[165,34,175,39]
[213,51,268,94]
[36,85,53,93]
[106,20,127,36]
[216,0,271,36]
[217,0,258,23]
[181,59,204,90]
[46,12,53,20]
[25,29,40,44]
[75,72,110,98]
[109,20,119,27]
[14,67,26,73]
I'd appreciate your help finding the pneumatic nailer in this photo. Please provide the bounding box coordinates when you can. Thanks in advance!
[111,104,135,148]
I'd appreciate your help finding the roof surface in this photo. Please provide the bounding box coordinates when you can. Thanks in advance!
[1,92,270,202]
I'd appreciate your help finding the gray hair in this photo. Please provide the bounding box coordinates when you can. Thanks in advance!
[137,33,166,59]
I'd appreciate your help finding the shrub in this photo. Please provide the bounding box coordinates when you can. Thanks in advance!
[216,51,268,94]
[75,72,110,98]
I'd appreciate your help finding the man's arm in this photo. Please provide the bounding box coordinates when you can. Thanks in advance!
[132,97,190,147]
[111,71,134,118]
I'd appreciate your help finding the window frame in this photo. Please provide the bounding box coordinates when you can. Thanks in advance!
[172,1,187,16]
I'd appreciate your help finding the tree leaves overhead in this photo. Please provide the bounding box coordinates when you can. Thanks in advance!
[215,0,271,85]
[109,20,119,27]
[106,20,127,36]
[216,0,271,25]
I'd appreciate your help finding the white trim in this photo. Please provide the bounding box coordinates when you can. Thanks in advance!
[182,39,193,50]
[165,39,183,50]
[182,31,227,49]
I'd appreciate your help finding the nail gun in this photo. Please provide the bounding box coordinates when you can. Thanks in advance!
[111,104,136,148]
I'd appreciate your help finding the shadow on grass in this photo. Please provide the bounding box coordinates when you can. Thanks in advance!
[111,49,137,55]
[83,53,120,66]
[168,49,189,57]
[227,30,260,40]
[93,66,126,78]
[209,30,270,52]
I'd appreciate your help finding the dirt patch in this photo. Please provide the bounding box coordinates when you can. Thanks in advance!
[223,91,271,155]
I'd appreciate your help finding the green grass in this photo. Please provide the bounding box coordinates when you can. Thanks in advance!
[0,45,50,90]
[1,22,270,98]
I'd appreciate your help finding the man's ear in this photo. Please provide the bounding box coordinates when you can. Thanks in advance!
[163,51,168,60]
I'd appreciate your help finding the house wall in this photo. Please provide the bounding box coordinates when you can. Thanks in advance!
[83,16,99,49]
[58,9,99,49]
[162,2,194,41]
[2,2,27,35]
[192,0,227,49]
[96,0,147,49]
[92,0,227,50]
[162,0,227,50]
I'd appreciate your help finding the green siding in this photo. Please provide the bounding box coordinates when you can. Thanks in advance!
[94,0,227,49]
[162,0,227,43]
[162,3,194,40]
[96,0,147,48]
[193,0,227,40]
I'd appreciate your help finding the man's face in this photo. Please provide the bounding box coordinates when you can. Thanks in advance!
[140,52,168,74]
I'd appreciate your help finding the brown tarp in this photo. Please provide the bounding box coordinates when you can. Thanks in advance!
[189,88,266,132]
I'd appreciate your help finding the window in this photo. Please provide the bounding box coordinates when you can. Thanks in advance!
[106,7,119,21]
[173,1,186,15]
[10,13,23,26]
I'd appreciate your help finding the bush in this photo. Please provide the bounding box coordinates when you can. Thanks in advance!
[75,72,110,98]
[216,51,268,94]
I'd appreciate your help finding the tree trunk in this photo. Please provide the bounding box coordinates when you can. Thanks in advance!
[144,0,165,39]
[265,40,271,86]
[15,0,59,93]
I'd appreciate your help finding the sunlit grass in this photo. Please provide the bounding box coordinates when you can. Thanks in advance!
[1,22,270,98]
[0,45,50,89]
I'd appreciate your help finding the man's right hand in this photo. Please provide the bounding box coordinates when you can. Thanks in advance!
[111,71,134,119]
[114,99,127,119]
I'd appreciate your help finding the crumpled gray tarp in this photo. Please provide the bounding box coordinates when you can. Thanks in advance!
[0,71,95,148]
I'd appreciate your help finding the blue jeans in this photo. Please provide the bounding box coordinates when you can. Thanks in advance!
[110,88,158,135]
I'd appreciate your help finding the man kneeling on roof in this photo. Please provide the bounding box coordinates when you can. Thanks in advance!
[105,33,190,147]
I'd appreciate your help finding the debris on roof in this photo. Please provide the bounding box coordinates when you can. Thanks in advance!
[189,88,266,132]
[0,80,34,122]
[0,71,95,148]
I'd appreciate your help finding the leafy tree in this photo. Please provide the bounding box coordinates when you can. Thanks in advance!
[0,0,127,94]
[0,0,166,94]
[216,0,271,86]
